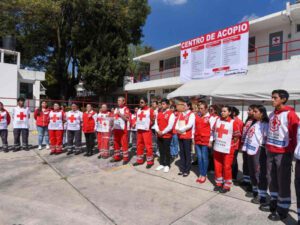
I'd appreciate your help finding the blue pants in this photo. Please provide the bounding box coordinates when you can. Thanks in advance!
[195,144,209,177]
[37,126,49,145]
[170,134,179,156]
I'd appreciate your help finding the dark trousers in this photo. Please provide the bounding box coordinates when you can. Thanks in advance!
[178,139,192,174]
[243,151,250,183]
[13,128,29,149]
[0,129,8,148]
[295,159,300,222]
[84,132,95,153]
[248,147,268,203]
[157,137,171,167]
[208,147,214,171]
[232,150,239,180]
[67,130,82,151]
[267,151,292,216]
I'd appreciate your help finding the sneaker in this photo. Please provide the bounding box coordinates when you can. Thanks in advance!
[46,145,50,150]
[213,186,222,192]
[146,164,153,169]
[163,166,170,173]
[38,145,42,150]
[178,172,183,176]
[155,165,164,171]
[219,188,230,194]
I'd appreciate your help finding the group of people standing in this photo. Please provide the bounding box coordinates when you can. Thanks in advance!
[1,89,300,223]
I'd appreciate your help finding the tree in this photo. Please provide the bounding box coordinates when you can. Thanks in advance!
[0,0,151,99]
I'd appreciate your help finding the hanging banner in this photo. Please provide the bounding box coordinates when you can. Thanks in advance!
[180,21,249,82]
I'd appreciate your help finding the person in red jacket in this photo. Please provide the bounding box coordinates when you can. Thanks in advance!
[231,107,244,183]
[48,102,65,155]
[154,99,175,173]
[34,100,50,150]
[82,104,97,157]
[175,97,195,177]
[194,101,211,183]
[260,90,299,222]
[133,97,155,168]
[0,102,11,152]
[210,105,241,193]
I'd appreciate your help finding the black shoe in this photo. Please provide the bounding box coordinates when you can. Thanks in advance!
[22,146,29,151]
[67,150,73,155]
[146,164,153,169]
[219,188,230,194]
[192,161,198,166]
[74,151,81,155]
[246,185,253,192]
[110,158,121,163]
[268,212,287,221]
[259,204,271,212]
[239,180,250,187]
[3,148,9,153]
[133,162,142,167]
[183,172,189,177]
[84,152,89,157]
[178,172,183,176]
[213,186,222,192]
[245,192,253,198]
[251,196,260,204]
[13,147,20,152]
[123,160,129,165]
[97,155,102,159]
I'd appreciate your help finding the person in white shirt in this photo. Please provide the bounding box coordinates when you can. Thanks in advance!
[12,97,30,151]
[66,103,83,155]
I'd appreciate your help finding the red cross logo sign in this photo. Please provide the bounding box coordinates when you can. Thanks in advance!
[68,114,76,123]
[17,112,26,120]
[216,124,229,138]
[183,51,189,60]
[270,116,281,132]
[51,114,59,122]
[272,36,281,46]
[138,111,146,121]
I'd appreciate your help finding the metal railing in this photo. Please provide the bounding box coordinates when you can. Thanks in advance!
[131,38,300,83]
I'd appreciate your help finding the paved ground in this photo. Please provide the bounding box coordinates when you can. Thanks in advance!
[0,131,298,225]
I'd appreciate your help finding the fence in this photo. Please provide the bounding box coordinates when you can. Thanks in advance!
[131,38,300,83]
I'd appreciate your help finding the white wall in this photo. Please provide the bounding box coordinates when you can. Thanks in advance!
[0,63,18,112]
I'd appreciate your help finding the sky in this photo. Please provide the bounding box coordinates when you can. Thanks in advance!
[142,0,291,50]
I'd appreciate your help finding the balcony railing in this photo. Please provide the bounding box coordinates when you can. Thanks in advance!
[131,38,300,83]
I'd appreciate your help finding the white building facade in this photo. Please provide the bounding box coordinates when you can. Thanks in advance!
[0,48,45,112]
[125,2,300,103]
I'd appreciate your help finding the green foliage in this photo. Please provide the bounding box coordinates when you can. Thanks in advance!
[0,0,151,98]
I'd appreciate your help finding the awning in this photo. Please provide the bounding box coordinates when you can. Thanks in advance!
[167,56,300,101]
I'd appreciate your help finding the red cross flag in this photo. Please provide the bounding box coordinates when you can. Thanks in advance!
[272,36,281,46]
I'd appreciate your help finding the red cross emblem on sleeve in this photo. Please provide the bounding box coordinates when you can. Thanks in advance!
[17,112,26,120]
[183,51,189,59]
[216,124,229,138]
[51,114,59,122]
[138,111,146,121]
[68,114,76,123]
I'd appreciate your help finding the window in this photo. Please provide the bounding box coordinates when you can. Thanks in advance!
[159,56,180,71]
[248,36,256,53]
[297,24,300,33]
[20,82,33,99]
[163,88,176,94]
